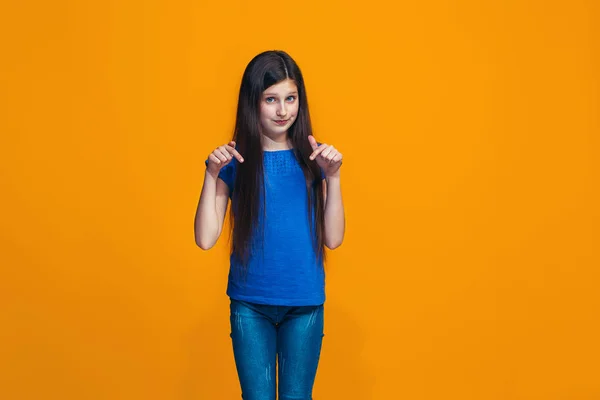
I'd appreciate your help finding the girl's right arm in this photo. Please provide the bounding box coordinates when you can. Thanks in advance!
[194,142,244,250]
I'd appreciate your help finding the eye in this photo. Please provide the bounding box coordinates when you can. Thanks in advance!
[265,97,275,103]
[286,96,296,102]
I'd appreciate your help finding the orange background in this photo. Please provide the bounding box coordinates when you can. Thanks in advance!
[1,0,599,399]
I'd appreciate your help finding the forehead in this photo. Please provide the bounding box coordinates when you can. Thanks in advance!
[263,78,297,95]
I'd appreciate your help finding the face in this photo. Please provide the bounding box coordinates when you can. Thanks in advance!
[259,78,299,137]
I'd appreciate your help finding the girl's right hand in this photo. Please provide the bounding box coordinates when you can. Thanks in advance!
[206,141,244,174]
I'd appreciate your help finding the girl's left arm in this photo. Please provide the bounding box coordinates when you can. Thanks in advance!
[323,175,345,249]
[308,135,345,249]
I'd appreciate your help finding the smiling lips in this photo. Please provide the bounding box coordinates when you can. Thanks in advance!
[274,119,289,126]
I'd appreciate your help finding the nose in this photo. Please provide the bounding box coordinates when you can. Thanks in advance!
[276,100,287,117]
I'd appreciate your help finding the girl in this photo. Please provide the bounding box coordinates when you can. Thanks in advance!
[194,50,345,400]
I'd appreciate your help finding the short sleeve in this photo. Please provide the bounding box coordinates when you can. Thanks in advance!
[205,159,237,194]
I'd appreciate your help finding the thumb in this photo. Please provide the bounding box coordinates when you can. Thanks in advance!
[229,140,236,147]
[308,135,318,150]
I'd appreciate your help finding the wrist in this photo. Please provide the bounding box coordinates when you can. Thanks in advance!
[325,171,341,182]
[205,168,220,181]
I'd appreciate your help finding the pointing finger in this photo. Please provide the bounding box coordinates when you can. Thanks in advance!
[225,144,244,162]
[309,143,328,160]
[308,135,319,151]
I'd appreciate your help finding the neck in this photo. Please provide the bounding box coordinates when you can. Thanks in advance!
[261,132,291,151]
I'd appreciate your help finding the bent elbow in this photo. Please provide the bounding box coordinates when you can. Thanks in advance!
[325,238,343,250]
[195,235,215,250]
[197,241,212,250]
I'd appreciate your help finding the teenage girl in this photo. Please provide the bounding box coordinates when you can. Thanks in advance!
[194,50,345,400]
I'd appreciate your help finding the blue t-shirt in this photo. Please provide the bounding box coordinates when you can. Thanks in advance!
[206,149,325,306]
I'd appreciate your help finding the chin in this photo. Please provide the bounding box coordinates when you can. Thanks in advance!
[266,126,289,136]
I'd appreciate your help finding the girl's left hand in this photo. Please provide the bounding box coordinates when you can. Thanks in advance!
[308,135,343,177]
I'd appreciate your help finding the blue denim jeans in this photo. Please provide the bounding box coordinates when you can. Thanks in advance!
[229,299,325,400]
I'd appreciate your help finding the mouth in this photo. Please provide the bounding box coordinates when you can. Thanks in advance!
[273,119,289,126]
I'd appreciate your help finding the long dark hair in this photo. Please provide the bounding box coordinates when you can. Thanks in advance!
[230,50,325,267]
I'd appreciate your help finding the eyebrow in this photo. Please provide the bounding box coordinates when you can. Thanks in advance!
[263,91,298,96]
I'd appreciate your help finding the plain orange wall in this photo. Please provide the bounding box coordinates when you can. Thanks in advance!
[1,0,599,399]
